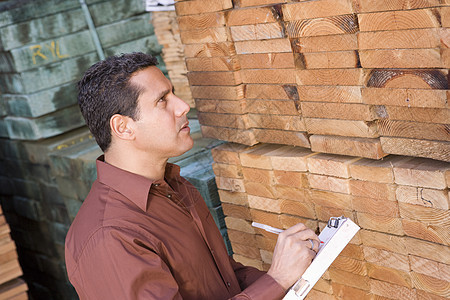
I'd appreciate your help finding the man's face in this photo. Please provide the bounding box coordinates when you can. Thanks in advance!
[129,66,193,159]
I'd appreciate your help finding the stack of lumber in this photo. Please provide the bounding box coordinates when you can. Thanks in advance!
[152,11,194,107]
[211,143,450,299]
[175,0,449,162]
[0,206,28,300]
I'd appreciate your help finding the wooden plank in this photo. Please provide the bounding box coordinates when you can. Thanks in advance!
[331,255,367,276]
[366,263,412,288]
[231,243,261,259]
[0,261,22,286]
[369,279,417,300]
[349,155,407,183]
[279,214,318,231]
[292,34,358,53]
[402,218,449,245]
[405,237,450,264]
[396,186,448,210]
[279,199,316,219]
[242,167,272,185]
[358,28,440,50]
[301,102,376,121]
[179,27,230,44]
[299,85,362,103]
[307,153,360,178]
[187,71,242,86]
[248,195,281,213]
[378,106,450,124]
[361,88,447,108]
[238,53,294,69]
[443,6,450,27]
[239,143,281,169]
[250,208,282,229]
[183,42,236,58]
[211,142,251,164]
[328,268,370,291]
[225,216,254,234]
[212,163,243,179]
[191,85,244,99]
[363,246,409,272]
[411,272,450,298]
[305,118,378,138]
[393,157,449,189]
[310,189,353,210]
[227,229,258,248]
[226,6,279,26]
[399,201,449,226]
[377,120,450,141]
[230,23,284,41]
[177,12,225,30]
[365,69,448,89]
[410,255,449,281]
[360,48,442,68]
[350,180,396,201]
[296,68,364,86]
[273,170,308,188]
[332,282,370,300]
[245,181,276,198]
[357,213,404,235]
[233,0,286,8]
[215,176,246,193]
[340,243,365,260]
[274,185,311,202]
[360,230,407,254]
[299,50,359,69]
[282,0,355,20]
[356,0,443,12]
[245,99,297,115]
[315,205,355,223]
[286,15,358,38]
[195,99,246,114]
[218,190,249,206]
[175,0,233,16]
[234,38,292,54]
[247,114,305,131]
[358,9,441,32]
[253,129,311,148]
[198,112,249,129]
[185,56,240,72]
[241,69,295,84]
[245,84,298,100]
[268,146,315,172]
[308,174,351,194]
[380,137,450,162]
[353,196,399,217]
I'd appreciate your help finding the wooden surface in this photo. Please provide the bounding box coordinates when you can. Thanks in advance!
[174,0,449,161]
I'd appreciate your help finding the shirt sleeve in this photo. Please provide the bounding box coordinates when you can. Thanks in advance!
[229,256,286,300]
[67,227,183,300]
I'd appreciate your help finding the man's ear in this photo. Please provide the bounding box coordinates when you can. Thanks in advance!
[110,114,135,141]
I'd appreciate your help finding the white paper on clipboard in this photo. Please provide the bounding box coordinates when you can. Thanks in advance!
[283,216,360,300]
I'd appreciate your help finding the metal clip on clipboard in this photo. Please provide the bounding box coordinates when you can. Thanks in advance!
[283,216,360,300]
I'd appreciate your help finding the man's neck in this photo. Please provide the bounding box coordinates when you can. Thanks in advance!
[104,150,168,181]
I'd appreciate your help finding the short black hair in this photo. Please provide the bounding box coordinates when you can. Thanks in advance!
[77,52,158,152]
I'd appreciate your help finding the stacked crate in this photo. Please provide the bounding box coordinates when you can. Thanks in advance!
[211,143,449,299]
[0,0,163,298]
[175,0,449,298]
[0,205,28,299]
[176,0,449,161]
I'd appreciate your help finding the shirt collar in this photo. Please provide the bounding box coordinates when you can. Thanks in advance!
[95,155,181,212]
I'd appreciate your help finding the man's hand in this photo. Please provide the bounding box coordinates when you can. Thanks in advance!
[266,223,320,290]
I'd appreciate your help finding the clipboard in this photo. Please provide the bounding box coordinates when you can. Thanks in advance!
[283,216,360,300]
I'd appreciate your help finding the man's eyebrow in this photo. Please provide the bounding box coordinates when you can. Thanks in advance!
[154,87,171,102]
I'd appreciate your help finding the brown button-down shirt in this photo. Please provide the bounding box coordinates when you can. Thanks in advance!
[65,157,285,299]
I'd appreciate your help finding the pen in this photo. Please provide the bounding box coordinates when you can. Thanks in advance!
[252,222,324,243]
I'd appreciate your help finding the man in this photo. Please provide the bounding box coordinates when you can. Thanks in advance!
[65,52,319,299]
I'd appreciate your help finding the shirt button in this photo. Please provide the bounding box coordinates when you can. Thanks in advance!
[167,194,172,198]
[227,282,231,287]
[153,183,160,187]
